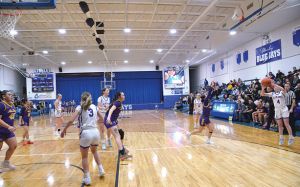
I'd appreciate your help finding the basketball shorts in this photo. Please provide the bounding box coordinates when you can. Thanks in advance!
[0,129,15,142]
[104,118,118,129]
[55,110,62,118]
[20,121,30,126]
[274,106,289,119]
[79,128,100,148]
[193,110,202,115]
[199,116,210,126]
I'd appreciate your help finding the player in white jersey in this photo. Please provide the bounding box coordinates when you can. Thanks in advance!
[261,83,294,146]
[193,93,203,128]
[54,94,64,136]
[61,92,105,186]
[97,88,112,150]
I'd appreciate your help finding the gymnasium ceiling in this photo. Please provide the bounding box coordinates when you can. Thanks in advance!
[0,0,299,69]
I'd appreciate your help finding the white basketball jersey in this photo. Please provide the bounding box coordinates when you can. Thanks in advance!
[272,91,286,109]
[77,104,98,130]
[97,96,110,112]
[194,99,203,111]
[55,100,62,111]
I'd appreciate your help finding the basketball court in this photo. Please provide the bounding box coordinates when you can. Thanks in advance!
[0,0,300,187]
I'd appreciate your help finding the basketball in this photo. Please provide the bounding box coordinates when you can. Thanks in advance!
[261,77,272,87]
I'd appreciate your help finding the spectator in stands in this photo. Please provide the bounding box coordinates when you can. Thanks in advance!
[204,78,208,87]
[188,93,195,115]
[242,99,256,122]
[293,66,297,74]
[284,83,296,136]
[295,82,300,104]
[268,72,275,80]
[174,97,183,110]
[252,100,266,124]
[292,74,299,87]
[235,99,246,121]
[262,87,275,129]
[276,70,285,81]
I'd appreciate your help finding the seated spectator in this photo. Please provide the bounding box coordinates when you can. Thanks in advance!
[242,99,256,122]
[235,99,246,121]
[252,100,267,124]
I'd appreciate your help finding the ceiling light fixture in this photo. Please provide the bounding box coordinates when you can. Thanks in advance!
[58,29,66,34]
[123,28,131,33]
[229,30,237,35]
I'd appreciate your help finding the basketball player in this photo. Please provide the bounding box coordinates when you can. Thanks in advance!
[261,83,295,146]
[0,90,17,171]
[97,88,112,150]
[54,94,64,136]
[193,93,203,128]
[187,82,216,144]
[19,99,33,145]
[61,92,105,185]
[104,92,132,161]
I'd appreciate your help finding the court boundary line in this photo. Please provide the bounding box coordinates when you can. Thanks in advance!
[114,152,121,187]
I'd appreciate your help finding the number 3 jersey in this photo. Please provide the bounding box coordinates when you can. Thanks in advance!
[76,104,98,130]
[271,91,287,109]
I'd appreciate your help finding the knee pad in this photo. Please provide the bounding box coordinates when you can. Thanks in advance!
[118,129,124,140]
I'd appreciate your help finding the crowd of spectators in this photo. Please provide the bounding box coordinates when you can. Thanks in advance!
[178,66,300,135]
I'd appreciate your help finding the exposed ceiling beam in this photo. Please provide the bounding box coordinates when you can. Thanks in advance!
[157,0,219,64]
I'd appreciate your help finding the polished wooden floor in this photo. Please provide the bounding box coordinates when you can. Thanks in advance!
[0,110,300,187]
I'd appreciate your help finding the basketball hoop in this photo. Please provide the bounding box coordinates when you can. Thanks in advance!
[0,9,22,39]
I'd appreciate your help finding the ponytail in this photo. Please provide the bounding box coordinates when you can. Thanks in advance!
[80,92,92,111]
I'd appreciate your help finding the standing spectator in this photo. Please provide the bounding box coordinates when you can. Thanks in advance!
[276,70,285,81]
[292,74,299,87]
[204,78,208,88]
[187,93,195,115]
[235,99,246,121]
[284,83,296,136]
[268,72,275,80]
[295,82,300,104]
[262,87,275,130]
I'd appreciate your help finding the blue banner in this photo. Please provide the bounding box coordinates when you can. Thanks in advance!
[293,28,300,47]
[236,53,241,64]
[256,39,282,65]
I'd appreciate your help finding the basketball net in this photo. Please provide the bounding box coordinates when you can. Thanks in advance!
[0,9,21,39]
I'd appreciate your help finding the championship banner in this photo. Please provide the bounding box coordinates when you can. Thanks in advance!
[256,39,282,65]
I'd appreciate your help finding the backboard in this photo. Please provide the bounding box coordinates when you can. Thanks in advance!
[0,0,56,9]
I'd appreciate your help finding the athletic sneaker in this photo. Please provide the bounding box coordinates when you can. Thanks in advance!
[107,139,113,147]
[194,123,198,128]
[101,142,106,150]
[279,138,284,146]
[98,165,105,177]
[1,161,16,171]
[186,132,191,139]
[288,137,295,146]
[120,153,132,161]
[205,139,212,144]
[27,140,34,144]
[82,176,91,186]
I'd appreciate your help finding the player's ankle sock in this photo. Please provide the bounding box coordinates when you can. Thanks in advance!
[280,135,284,139]
[119,148,125,155]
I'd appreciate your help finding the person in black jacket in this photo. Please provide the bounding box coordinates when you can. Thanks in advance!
[187,93,195,115]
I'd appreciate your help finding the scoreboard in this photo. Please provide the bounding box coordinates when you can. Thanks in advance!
[32,73,54,93]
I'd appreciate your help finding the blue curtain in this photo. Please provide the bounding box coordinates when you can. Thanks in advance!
[56,76,103,104]
[56,71,163,105]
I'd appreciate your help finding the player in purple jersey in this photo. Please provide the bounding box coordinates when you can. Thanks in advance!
[19,99,33,145]
[0,90,17,172]
[104,92,132,161]
[187,82,217,144]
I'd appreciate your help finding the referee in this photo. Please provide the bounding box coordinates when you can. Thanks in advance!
[284,83,296,136]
